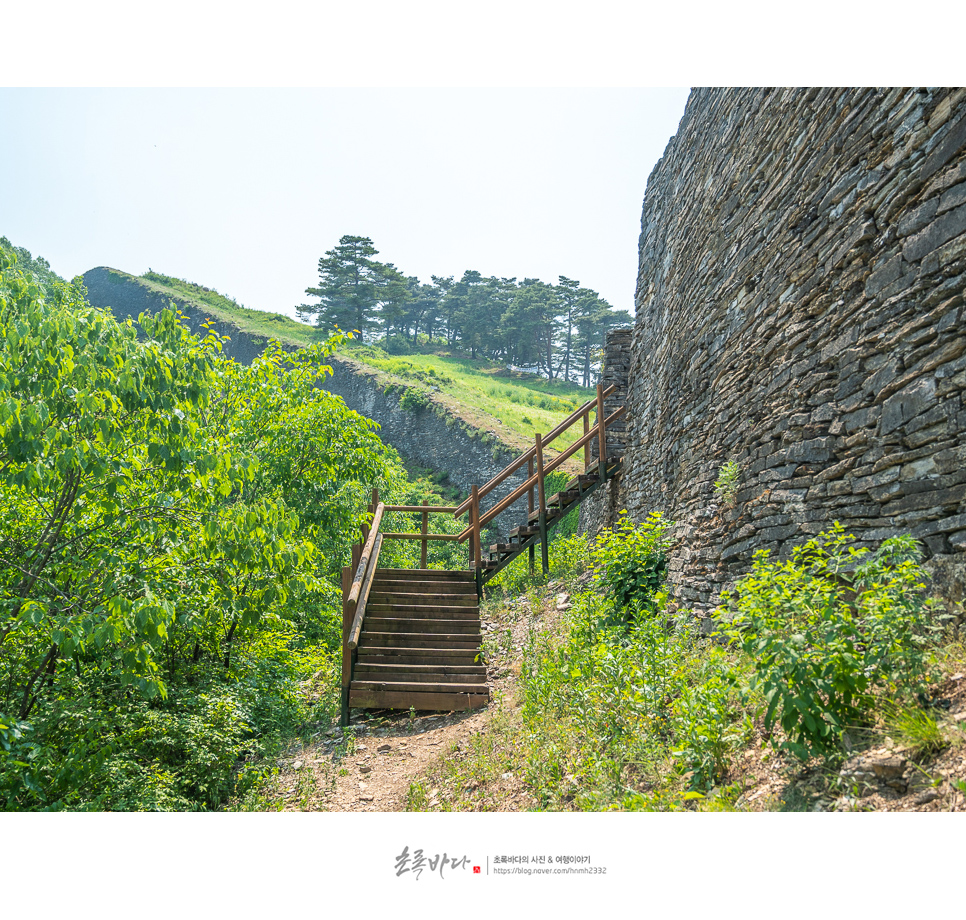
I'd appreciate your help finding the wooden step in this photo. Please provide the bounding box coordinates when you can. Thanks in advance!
[528,507,565,524]
[364,618,482,634]
[351,678,489,694]
[354,662,486,678]
[358,632,481,649]
[371,580,477,596]
[356,649,482,666]
[510,526,538,538]
[347,688,489,711]
[353,670,487,685]
[374,568,474,581]
[365,603,479,619]
[368,591,478,608]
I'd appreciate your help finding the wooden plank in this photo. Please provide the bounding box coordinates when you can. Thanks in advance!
[368,591,478,607]
[358,633,481,649]
[351,680,489,694]
[353,670,488,684]
[364,618,483,634]
[347,502,385,609]
[374,568,474,580]
[348,689,490,711]
[380,532,462,541]
[370,580,478,595]
[421,500,428,568]
[365,605,481,619]
[382,505,459,513]
[356,651,482,666]
[354,662,486,675]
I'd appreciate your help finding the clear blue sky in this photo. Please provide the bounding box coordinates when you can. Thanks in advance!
[0,87,690,320]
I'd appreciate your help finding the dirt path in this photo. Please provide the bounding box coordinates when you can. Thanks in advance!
[268,583,558,812]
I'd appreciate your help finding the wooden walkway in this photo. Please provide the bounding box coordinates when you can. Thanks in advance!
[340,384,624,725]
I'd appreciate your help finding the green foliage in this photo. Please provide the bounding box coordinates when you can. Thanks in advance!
[714,460,740,506]
[398,386,431,412]
[723,524,939,762]
[591,511,674,615]
[881,700,947,757]
[0,248,403,809]
[520,591,754,808]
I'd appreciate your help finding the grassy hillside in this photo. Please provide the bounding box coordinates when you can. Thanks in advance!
[135,271,601,464]
[339,343,599,460]
[138,270,320,347]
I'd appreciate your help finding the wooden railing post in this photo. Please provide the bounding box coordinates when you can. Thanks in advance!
[583,407,590,472]
[421,499,429,569]
[535,432,549,576]
[596,383,607,484]
[527,456,535,575]
[471,484,482,597]
[340,565,352,726]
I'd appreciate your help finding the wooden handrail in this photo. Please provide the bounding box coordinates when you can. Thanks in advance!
[455,405,626,540]
[347,532,383,650]
[453,384,616,516]
[345,500,385,642]
[382,504,460,514]
[381,532,462,541]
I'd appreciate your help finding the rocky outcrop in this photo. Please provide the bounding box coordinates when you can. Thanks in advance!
[588,88,966,611]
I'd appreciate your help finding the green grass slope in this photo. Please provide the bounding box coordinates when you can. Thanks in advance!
[339,343,598,461]
[99,267,601,468]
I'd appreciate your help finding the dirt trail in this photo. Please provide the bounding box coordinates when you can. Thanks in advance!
[269,584,553,812]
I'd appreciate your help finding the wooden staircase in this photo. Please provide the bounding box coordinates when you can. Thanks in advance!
[340,382,624,725]
[347,568,489,713]
[473,456,622,581]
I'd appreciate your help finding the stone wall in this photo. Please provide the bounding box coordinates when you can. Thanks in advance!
[607,87,966,613]
[580,328,632,535]
[320,357,532,534]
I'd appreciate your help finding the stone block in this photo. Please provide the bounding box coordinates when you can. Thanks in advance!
[881,375,937,435]
[901,201,966,263]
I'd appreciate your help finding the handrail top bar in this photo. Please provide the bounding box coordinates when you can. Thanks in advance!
[382,504,460,514]
[347,532,383,650]
[381,531,462,541]
[453,384,617,516]
[346,501,385,608]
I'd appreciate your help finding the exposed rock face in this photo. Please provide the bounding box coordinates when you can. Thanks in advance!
[83,267,529,536]
[83,267,278,366]
[319,357,532,534]
[591,88,966,611]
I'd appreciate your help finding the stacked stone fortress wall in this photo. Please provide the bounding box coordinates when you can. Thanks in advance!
[582,87,966,613]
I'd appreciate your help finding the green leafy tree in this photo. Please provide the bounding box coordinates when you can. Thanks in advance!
[0,247,404,809]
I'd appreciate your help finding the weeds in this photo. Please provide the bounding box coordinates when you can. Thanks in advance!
[714,460,740,506]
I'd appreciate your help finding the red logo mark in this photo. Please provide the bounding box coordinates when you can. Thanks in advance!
[473,866,481,874]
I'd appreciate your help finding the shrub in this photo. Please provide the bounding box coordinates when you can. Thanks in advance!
[714,460,740,506]
[723,524,940,762]
[591,511,674,615]
[399,386,431,411]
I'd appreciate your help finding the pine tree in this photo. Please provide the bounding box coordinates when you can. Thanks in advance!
[299,235,389,338]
